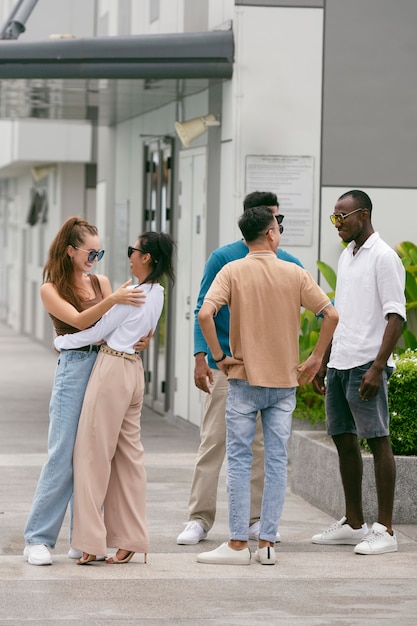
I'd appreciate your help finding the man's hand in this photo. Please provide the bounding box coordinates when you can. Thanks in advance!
[133,330,152,352]
[297,354,324,386]
[312,369,327,395]
[217,355,244,376]
[194,353,213,393]
[358,364,383,401]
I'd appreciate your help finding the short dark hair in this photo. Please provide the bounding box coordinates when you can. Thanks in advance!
[243,191,279,210]
[238,206,276,243]
[338,189,372,215]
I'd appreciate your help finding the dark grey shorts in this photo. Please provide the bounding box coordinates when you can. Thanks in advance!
[325,362,394,439]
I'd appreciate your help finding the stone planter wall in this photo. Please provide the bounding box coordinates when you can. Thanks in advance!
[289,430,417,525]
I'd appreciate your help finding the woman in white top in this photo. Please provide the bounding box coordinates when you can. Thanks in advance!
[55,231,175,565]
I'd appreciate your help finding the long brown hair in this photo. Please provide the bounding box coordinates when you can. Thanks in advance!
[43,217,99,310]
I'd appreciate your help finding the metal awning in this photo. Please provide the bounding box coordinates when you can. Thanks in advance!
[0,29,234,124]
[0,30,234,79]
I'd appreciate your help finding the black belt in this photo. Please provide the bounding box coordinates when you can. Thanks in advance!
[69,344,101,353]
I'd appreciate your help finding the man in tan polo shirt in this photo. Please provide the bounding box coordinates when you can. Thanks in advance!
[197,205,338,566]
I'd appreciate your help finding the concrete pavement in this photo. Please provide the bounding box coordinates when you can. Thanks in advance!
[0,321,416,625]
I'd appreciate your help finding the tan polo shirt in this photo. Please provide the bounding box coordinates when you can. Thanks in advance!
[204,252,330,388]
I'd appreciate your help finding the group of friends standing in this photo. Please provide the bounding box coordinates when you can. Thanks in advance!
[23,188,406,567]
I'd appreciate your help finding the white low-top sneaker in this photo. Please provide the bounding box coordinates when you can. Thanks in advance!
[24,544,52,566]
[68,547,83,559]
[176,521,207,545]
[197,542,251,565]
[354,522,398,555]
[312,516,368,545]
[254,545,276,565]
[248,521,281,543]
[68,548,106,561]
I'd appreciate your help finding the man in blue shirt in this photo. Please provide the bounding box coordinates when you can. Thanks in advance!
[177,191,303,545]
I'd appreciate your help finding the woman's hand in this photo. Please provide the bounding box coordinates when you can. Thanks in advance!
[112,280,146,307]
[133,330,152,352]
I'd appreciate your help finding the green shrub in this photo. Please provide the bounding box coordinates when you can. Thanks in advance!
[294,382,325,424]
[388,350,417,455]
[395,242,417,351]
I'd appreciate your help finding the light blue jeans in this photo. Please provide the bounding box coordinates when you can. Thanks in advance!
[24,349,98,548]
[226,379,295,543]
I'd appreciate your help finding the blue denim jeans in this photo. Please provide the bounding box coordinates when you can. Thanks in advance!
[24,349,98,548]
[226,379,295,543]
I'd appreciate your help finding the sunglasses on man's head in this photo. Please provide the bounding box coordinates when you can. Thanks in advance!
[74,247,105,262]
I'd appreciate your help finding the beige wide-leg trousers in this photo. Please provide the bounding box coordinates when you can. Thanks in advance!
[72,351,149,557]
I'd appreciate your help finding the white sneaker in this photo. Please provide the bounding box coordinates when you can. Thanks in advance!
[68,548,106,561]
[248,521,281,543]
[254,545,276,565]
[197,542,251,565]
[24,544,52,566]
[68,547,83,559]
[354,522,398,555]
[312,517,368,545]
[177,521,208,545]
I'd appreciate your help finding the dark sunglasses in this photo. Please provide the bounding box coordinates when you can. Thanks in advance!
[275,214,285,225]
[127,246,146,258]
[74,247,105,262]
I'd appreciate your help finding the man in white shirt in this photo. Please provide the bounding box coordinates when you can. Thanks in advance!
[311,190,406,555]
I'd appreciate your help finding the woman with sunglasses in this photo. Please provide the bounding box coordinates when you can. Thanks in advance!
[54,231,175,565]
[24,217,147,566]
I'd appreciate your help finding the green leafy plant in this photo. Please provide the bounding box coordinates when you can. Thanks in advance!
[395,241,417,351]
[316,260,337,298]
[295,259,337,424]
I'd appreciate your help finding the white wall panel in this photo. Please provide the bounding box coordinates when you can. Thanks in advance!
[0,120,91,169]
[208,0,234,29]
[234,6,323,276]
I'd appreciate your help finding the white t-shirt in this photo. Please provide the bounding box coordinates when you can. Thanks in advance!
[54,283,164,354]
[328,233,406,370]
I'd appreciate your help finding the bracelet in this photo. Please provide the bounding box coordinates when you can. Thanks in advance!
[213,352,227,363]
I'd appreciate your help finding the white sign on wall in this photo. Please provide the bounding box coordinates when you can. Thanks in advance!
[245,155,314,246]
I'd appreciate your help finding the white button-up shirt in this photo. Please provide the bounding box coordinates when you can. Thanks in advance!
[328,233,406,370]
[54,283,164,354]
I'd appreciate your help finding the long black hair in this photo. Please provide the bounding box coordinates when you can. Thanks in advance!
[138,231,176,285]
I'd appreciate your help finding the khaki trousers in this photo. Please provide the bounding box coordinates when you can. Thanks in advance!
[72,352,149,557]
[188,369,264,531]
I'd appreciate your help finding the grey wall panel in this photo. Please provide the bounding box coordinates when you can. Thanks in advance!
[322,0,417,188]
[235,1,324,7]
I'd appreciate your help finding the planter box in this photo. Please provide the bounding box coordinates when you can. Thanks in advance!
[289,430,417,525]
